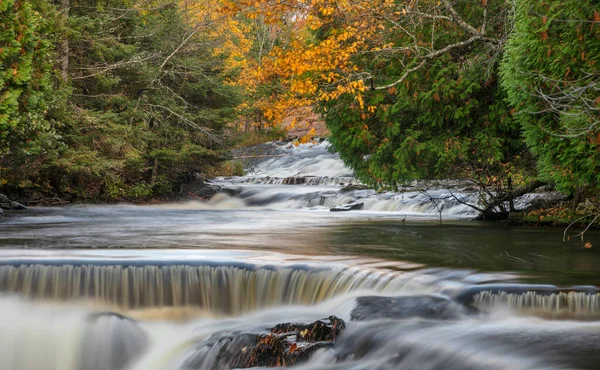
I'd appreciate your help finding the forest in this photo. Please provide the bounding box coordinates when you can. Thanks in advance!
[1,0,598,212]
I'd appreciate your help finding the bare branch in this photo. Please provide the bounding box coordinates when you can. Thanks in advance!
[441,0,481,36]
[564,214,600,242]
[374,34,491,90]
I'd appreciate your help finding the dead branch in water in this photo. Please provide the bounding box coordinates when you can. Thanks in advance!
[563,213,600,242]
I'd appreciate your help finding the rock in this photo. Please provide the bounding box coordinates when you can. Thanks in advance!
[523,191,568,212]
[0,194,27,210]
[351,295,476,321]
[181,316,345,369]
[181,179,225,200]
[80,312,148,370]
[282,176,308,185]
[330,202,364,212]
[340,184,370,193]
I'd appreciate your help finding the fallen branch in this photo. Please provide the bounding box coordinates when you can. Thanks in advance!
[563,213,600,242]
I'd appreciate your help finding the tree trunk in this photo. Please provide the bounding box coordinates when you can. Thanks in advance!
[475,179,547,221]
[59,0,69,82]
[150,157,159,185]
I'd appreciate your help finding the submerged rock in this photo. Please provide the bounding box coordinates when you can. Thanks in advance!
[351,295,476,321]
[330,202,364,212]
[80,312,149,370]
[182,316,345,369]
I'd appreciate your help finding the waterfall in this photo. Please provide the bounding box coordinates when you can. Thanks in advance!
[473,291,600,318]
[0,298,147,370]
[0,264,441,314]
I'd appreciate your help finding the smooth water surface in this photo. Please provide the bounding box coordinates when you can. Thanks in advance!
[1,140,600,370]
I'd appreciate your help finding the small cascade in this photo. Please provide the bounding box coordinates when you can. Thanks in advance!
[0,298,148,370]
[213,140,550,218]
[473,291,600,318]
[0,264,443,314]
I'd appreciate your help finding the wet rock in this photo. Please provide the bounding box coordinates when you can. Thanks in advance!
[182,316,345,369]
[351,295,476,321]
[340,184,370,193]
[0,194,27,210]
[181,177,226,200]
[330,202,364,212]
[282,176,308,185]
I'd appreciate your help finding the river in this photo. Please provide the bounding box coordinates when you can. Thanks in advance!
[1,140,599,370]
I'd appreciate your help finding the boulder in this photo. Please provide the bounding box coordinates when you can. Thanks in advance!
[0,194,27,210]
[80,312,148,370]
[330,202,364,212]
[351,295,476,321]
[181,316,345,369]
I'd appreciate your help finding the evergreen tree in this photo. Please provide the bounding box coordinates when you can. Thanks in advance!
[48,0,241,200]
[501,0,600,195]
[0,0,58,188]
[316,0,529,190]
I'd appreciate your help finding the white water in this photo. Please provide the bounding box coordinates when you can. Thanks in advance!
[0,140,599,370]
[212,141,551,219]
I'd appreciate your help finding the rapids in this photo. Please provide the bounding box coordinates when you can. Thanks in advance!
[1,140,600,370]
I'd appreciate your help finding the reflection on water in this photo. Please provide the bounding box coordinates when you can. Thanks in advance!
[1,140,599,369]
[1,205,599,285]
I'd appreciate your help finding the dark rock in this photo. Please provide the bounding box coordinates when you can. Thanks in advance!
[0,194,27,210]
[181,178,225,200]
[340,184,370,192]
[182,316,345,369]
[351,295,476,321]
[282,176,308,185]
[523,191,568,212]
[330,202,364,212]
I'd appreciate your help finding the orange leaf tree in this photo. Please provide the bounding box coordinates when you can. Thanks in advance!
[230,0,529,190]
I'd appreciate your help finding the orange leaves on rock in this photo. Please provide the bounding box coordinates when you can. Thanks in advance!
[288,343,298,354]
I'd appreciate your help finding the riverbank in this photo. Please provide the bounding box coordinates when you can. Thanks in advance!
[1,138,598,232]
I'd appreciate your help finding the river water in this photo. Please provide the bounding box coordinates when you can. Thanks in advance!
[1,141,599,370]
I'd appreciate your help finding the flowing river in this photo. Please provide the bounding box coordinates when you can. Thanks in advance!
[1,141,600,370]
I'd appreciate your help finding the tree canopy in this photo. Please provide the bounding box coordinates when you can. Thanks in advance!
[1,0,599,202]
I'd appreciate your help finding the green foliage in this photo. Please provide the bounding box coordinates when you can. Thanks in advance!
[44,0,241,200]
[0,0,59,186]
[210,160,245,177]
[501,0,600,194]
[319,2,527,189]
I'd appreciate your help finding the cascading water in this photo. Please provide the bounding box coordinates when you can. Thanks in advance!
[0,263,442,313]
[211,141,551,218]
[1,139,599,370]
